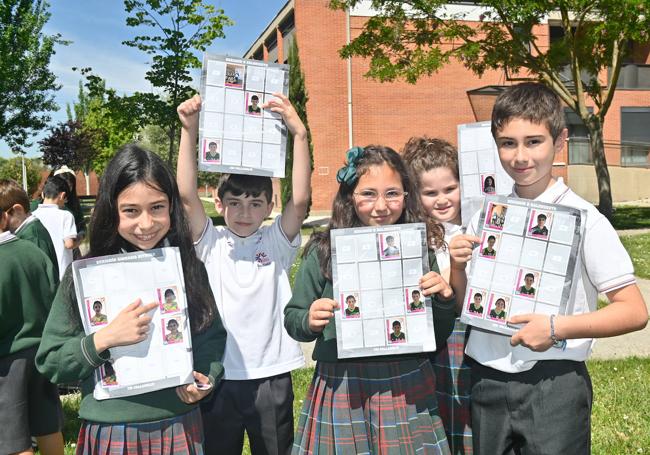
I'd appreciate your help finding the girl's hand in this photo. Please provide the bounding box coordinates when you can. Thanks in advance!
[176,371,213,404]
[308,298,339,333]
[262,93,307,139]
[419,271,454,300]
[509,314,554,352]
[449,234,480,270]
[177,95,202,132]
[94,299,158,352]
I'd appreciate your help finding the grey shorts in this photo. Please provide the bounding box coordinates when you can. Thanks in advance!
[0,347,64,453]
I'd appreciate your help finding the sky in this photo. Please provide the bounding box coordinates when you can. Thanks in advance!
[1,0,288,158]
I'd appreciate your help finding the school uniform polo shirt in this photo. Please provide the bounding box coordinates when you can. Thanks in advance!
[195,215,305,380]
[32,204,77,280]
[465,178,636,373]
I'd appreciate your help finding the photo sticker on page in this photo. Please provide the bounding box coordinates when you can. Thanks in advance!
[162,317,183,345]
[466,289,487,317]
[341,292,361,319]
[527,209,553,239]
[245,92,263,116]
[387,317,407,344]
[406,288,425,313]
[202,138,221,164]
[224,63,245,88]
[479,231,500,259]
[485,202,508,230]
[514,269,540,298]
[379,232,401,260]
[87,297,108,327]
[481,174,496,195]
[487,293,510,323]
[158,286,180,313]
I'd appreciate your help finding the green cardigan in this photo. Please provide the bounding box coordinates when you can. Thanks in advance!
[0,237,58,357]
[16,217,60,282]
[36,269,227,423]
[284,247,457,362]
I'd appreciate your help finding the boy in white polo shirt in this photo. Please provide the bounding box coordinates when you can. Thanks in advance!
[450,82,648,454]
[177,93,311,455]
[33,175,79,280]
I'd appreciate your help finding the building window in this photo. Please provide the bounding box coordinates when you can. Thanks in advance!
[621,107,650,167]
[565,107,592,164]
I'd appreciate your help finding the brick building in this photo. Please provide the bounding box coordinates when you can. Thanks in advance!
[245,0,650,213]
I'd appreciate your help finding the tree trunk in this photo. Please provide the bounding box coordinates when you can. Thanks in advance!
[84,171,90,195]
[588,118,614,220]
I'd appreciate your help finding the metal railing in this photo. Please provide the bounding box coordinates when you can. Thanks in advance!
[567,138,650,168]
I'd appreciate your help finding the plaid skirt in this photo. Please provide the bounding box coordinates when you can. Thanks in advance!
[76,408,204,455]
[430,320,472,455]
[293,357,450,455]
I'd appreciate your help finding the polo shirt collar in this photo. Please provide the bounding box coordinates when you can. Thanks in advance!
[38,203,60,209]
[0,231,17,245]
[15,214,37,234]
[511,177,570,204]
[226,227,262,248]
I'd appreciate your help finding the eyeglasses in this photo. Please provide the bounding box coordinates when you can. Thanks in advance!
[353,190,408,204]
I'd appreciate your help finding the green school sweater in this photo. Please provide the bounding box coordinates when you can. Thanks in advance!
[0,236,58,357]
[16,217,60,282]
[284,247,457,362]
[36,270,227,424]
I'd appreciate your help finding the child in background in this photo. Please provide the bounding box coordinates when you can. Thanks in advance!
[36,145,227,453]
[0,206,64,455]
[285,145,456,453]
[33,175,79,280]
[0,179,60,281]
[177,93,310,455]
[450,82,648,454]
[402,136,473,454]
[53,166,87,248]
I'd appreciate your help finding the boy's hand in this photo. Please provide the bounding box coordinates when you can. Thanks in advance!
[263,93,307,139]
[308,298,339,333]
[449,234,480,270]
[94,299,158,352]
[419,271,454,300]
[177,95,202,132]
[509,314,554,351]
[176,371,213,404]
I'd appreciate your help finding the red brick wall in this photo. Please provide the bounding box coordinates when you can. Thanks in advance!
[293,0,650,212]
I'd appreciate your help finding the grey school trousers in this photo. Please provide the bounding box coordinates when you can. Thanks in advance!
[200,372,294,455]
[469,359,592,455]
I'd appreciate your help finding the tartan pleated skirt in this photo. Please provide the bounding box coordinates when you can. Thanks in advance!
[75,407,204,455]
[293,357,451,455]
[430,320,473,455]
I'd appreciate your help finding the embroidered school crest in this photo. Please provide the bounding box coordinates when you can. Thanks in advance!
[255,251,271,267]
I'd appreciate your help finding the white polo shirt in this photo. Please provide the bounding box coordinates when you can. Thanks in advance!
[195,215,305,380]
[32,204,77,280]
[465,178,636,373]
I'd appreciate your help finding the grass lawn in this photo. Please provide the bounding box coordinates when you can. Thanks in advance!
[620,233,650,279]
[54,358,648,454]
[611,206,650,230]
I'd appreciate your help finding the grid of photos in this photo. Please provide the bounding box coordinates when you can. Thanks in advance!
[72,247,194,400]
[460,196,585,335]
[198,54,290,177]
[457,121,514,226]
[331,223,437,359]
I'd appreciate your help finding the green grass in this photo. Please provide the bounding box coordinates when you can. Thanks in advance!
[620,233,650,279]
[611,206,650,230]
[589,357,650,454]
[51,360,649,454]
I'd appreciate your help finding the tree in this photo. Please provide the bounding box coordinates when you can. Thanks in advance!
[71,71,142,175]
[282,38,314,216]
[0,156,44,196]
[122,0,232,165]
[0,0,66,151]
[331,0,650,219]
[39,120,98,185]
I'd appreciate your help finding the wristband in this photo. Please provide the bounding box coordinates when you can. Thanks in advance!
[550,314,567,350]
